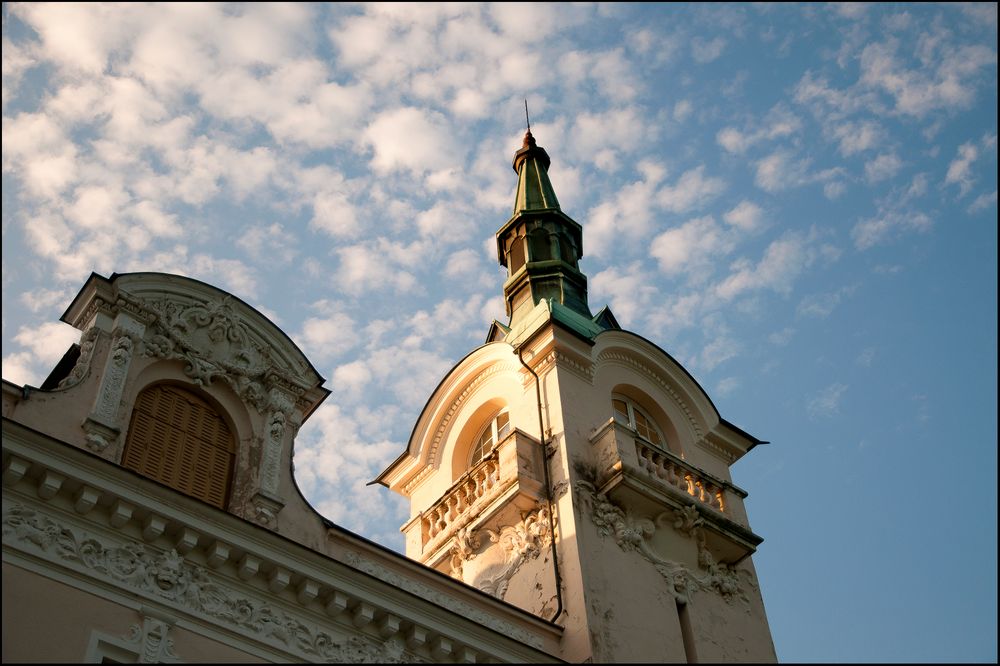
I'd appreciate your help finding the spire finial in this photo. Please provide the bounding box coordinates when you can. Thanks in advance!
[521,100,536,150]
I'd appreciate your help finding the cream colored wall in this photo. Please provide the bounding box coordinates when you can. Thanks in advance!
[2,563,267,663]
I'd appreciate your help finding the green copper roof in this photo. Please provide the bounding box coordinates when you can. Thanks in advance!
[500,297,620,346]
[512,130,560,215]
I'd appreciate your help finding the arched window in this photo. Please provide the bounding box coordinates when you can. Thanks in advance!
[469,410,511,466]
[122,384,236,509]
[612,394,667,449]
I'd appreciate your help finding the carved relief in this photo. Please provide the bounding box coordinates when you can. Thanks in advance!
[596,349,703,440]
[341,550,542,649]
[139,294,306,413]
[125,616,180,663]
[2,503,413,662]
[447,505,553,598]
[260,388,295,498]
[419,361,519,476]
[57,327,101,390]
[92,333,135,425]
[574,481,754,610]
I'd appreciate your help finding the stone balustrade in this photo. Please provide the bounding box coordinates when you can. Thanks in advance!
[589,419,745,518]
[634,437,726,512]
[413,429,544,558]
[423,457,502,544]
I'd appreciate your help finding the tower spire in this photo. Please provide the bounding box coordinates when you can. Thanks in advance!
[494,124,608,341]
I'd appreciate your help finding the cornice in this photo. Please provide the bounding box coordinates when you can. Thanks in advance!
[2,420,560,663]
[596,349,703,440]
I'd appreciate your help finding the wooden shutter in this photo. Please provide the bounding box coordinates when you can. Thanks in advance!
[123,384,235,509]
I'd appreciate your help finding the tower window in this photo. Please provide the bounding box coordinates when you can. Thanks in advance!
[122,384,236,509]
[612,395,666,449]
[469,410,511,466]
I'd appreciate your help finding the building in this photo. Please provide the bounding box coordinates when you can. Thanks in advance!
[2,131,777,663]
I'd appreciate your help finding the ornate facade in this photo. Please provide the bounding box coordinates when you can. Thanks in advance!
[3,132,775,663]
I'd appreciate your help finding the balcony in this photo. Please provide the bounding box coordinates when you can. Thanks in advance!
[589,418,762,564]
[404,429,545,566]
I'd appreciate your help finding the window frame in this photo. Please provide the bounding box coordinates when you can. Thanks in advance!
[468,409,511,467]
[612,394,667,449]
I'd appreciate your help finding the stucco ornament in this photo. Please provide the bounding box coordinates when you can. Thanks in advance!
[574,481,754,610]
[342,550,542,649]
[56,327,101,390]
[140,295,303,413]
[2,503,414,662]
[125,616,180,663]
[455,505,553,598]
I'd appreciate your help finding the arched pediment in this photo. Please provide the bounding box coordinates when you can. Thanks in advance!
[375,342,522,493]
[593,331,718,441]
[592,330,763,464]
[62,272,329,418]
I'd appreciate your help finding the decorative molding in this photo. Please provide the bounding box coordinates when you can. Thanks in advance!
[56,327,101,390]
[532,350,594,384]
[423,361,519,475]
[92,333,136,425]
[126,615,180,663]
[2,502,415,663]
[596,350,703,440]
[137,293,307,413]
[341,550,543,650]
[573,481,754,610]
[450,504,553,599]
[260,387,295,498]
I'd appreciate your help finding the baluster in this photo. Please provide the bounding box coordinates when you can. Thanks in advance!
[715,487,726,512]
[674,465,687,490]
[434,506,447,535]
[684,473,695,497]
[654,452,668,480]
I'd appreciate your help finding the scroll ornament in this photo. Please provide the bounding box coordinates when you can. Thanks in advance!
[574,481,754,610]
[2,503,412,663]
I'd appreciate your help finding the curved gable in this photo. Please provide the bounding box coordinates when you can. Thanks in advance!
[375,342,523,494]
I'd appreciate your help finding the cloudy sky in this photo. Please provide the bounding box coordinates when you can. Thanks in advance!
[2,2,997,662]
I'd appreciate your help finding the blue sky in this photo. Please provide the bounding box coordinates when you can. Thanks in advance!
[2,3,996,662]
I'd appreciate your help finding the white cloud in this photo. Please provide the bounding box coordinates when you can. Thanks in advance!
[715,233,814,301]
[699,334,740,372]
[831,120,882,156]
[335,243,417,294]
[673,99,693,122]
[657,166,725,213]
[755,152,802,192]
[945,142,979,197]
[851,209,932,250]
[591,262,659,326]
[364,107,462,176]
[650,215,734,280]
[768,327,796,346]
[13,321,81,368]
[807,382,848,419]
[968,190,997,213]
[723,200,765,232]
[797,285,856,318]
[859,38,996,117]
[716,105,802,154]
[691,36,727,63]
[754,150,845,193]
[716,376,740,396]
[296,308,360,365]
[865,153,903,184]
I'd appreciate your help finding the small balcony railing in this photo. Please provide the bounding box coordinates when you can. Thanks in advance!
[589,419,745,518]
[409,429,544,558]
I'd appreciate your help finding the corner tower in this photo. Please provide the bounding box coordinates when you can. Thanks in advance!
[377,132,777,663]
